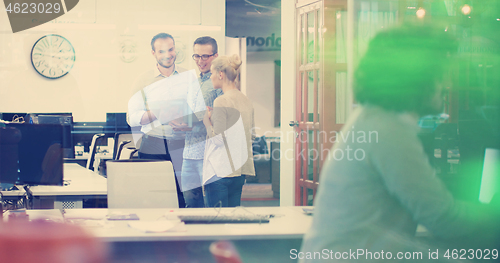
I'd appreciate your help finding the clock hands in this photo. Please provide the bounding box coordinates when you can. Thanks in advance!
[33,52,73,59]
[31,35,75,79]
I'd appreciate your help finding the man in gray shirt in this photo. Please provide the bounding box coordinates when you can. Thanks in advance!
[180,36,223,208]
[300,24,500,262]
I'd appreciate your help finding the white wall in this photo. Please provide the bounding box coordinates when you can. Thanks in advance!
[246,51,280,137]
[280,1,296,206]
[225,37,247,95]
[0,0,225,122]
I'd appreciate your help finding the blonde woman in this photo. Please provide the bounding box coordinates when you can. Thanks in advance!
[202,54,255,207]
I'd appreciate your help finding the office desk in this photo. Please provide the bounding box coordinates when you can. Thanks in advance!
[24,207,312,262]
[59,206,312,242]
[0,188,26,210]
[64,152,113,173]
[0,188,25,197]
[29,163,107,209]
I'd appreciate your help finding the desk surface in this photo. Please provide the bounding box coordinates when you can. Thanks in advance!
[66,152,113,161]
[0,188,25,197]
[29,163,107,196]
[24,207,313,242]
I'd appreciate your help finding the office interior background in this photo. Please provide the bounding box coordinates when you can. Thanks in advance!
[0,0,499,221]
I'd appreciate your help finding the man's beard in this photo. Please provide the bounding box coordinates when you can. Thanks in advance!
[158,57,175,68]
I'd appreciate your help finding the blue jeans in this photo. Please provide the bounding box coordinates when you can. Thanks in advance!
[204,175,246,208]
[181,159,204,208]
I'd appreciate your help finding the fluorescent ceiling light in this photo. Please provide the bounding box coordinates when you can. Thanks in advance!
[137,25,221,31]
[33,23,116,31]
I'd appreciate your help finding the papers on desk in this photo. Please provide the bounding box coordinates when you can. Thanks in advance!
[128,220,186,233]
[107,213,139,220]
[27,209,65,223]
[63,209,108,220]
[61,209,187,233]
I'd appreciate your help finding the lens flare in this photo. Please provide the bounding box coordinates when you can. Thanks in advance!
[416,8,426,19]
[461,4,471,15]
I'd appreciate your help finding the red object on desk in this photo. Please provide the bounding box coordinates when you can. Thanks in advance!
[0,220,107,263]
[210,240,243,263]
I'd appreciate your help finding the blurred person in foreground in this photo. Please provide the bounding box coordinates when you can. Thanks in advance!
[202,54,255,207]
[300,24,500,262]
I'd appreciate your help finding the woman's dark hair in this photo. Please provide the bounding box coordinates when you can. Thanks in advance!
[354,24,457,115]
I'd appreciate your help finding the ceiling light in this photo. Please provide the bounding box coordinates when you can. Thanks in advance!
[416,8,426,18]
[461,4,471,15]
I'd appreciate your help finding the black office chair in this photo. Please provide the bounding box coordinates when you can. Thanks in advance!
[114,140,131,160]
[112,132,141,159]
[118,147,139,160]
[86,133,106,171]
[128,148,139,159]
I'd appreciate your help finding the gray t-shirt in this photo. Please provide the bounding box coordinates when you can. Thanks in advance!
[300,105,498,262]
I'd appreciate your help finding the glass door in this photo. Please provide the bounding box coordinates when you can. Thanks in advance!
[294,0,347,206]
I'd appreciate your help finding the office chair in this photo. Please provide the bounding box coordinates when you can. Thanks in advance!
[113,132,142,159]
[106,160,178,208]
[118,147,139,160]
[114,140,131,160]
[86,133,105,171]
[127,148,139,159]
[40,143,64,185]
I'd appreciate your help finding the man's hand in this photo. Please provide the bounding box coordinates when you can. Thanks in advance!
[140,110,157,125]
[170,120,192,131]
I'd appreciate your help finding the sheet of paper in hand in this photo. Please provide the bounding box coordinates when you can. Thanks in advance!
[143,70,200,128]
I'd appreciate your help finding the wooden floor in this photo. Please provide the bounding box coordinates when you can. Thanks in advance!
[241,183,279,207]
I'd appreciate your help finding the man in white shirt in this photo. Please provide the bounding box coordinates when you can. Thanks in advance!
[127,33,187,208]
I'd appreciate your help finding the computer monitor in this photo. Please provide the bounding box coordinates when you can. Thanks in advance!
[0,112,74,159]
[31,114,74,158]
[106,112,131,133]
[0,112,72,122]
[479,148,500,203]
[1,123,64,186]
[455,120,495,202]
[0,112,27,122]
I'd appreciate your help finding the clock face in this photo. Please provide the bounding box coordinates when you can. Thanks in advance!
[31,34,75,79]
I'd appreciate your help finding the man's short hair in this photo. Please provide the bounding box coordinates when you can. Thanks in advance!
[354,24,456,116]
[194,36,218,54]
[151,33,175,51]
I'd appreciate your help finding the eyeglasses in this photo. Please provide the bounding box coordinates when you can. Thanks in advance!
[192,53,216,61]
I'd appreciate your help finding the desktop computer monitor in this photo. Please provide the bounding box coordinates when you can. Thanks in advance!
[106,112,131,133]
[479,148,500,203]
[1,123,64,186]
[0,112,74,159]
[456,120,495,202]
[0,112,27,123]
[30,113,74,159]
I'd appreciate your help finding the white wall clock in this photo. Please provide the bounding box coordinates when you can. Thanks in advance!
[175,40,186,64]
[31,34,76,79]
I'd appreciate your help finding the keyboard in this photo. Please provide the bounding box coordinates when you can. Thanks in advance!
[178,215,270,224]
